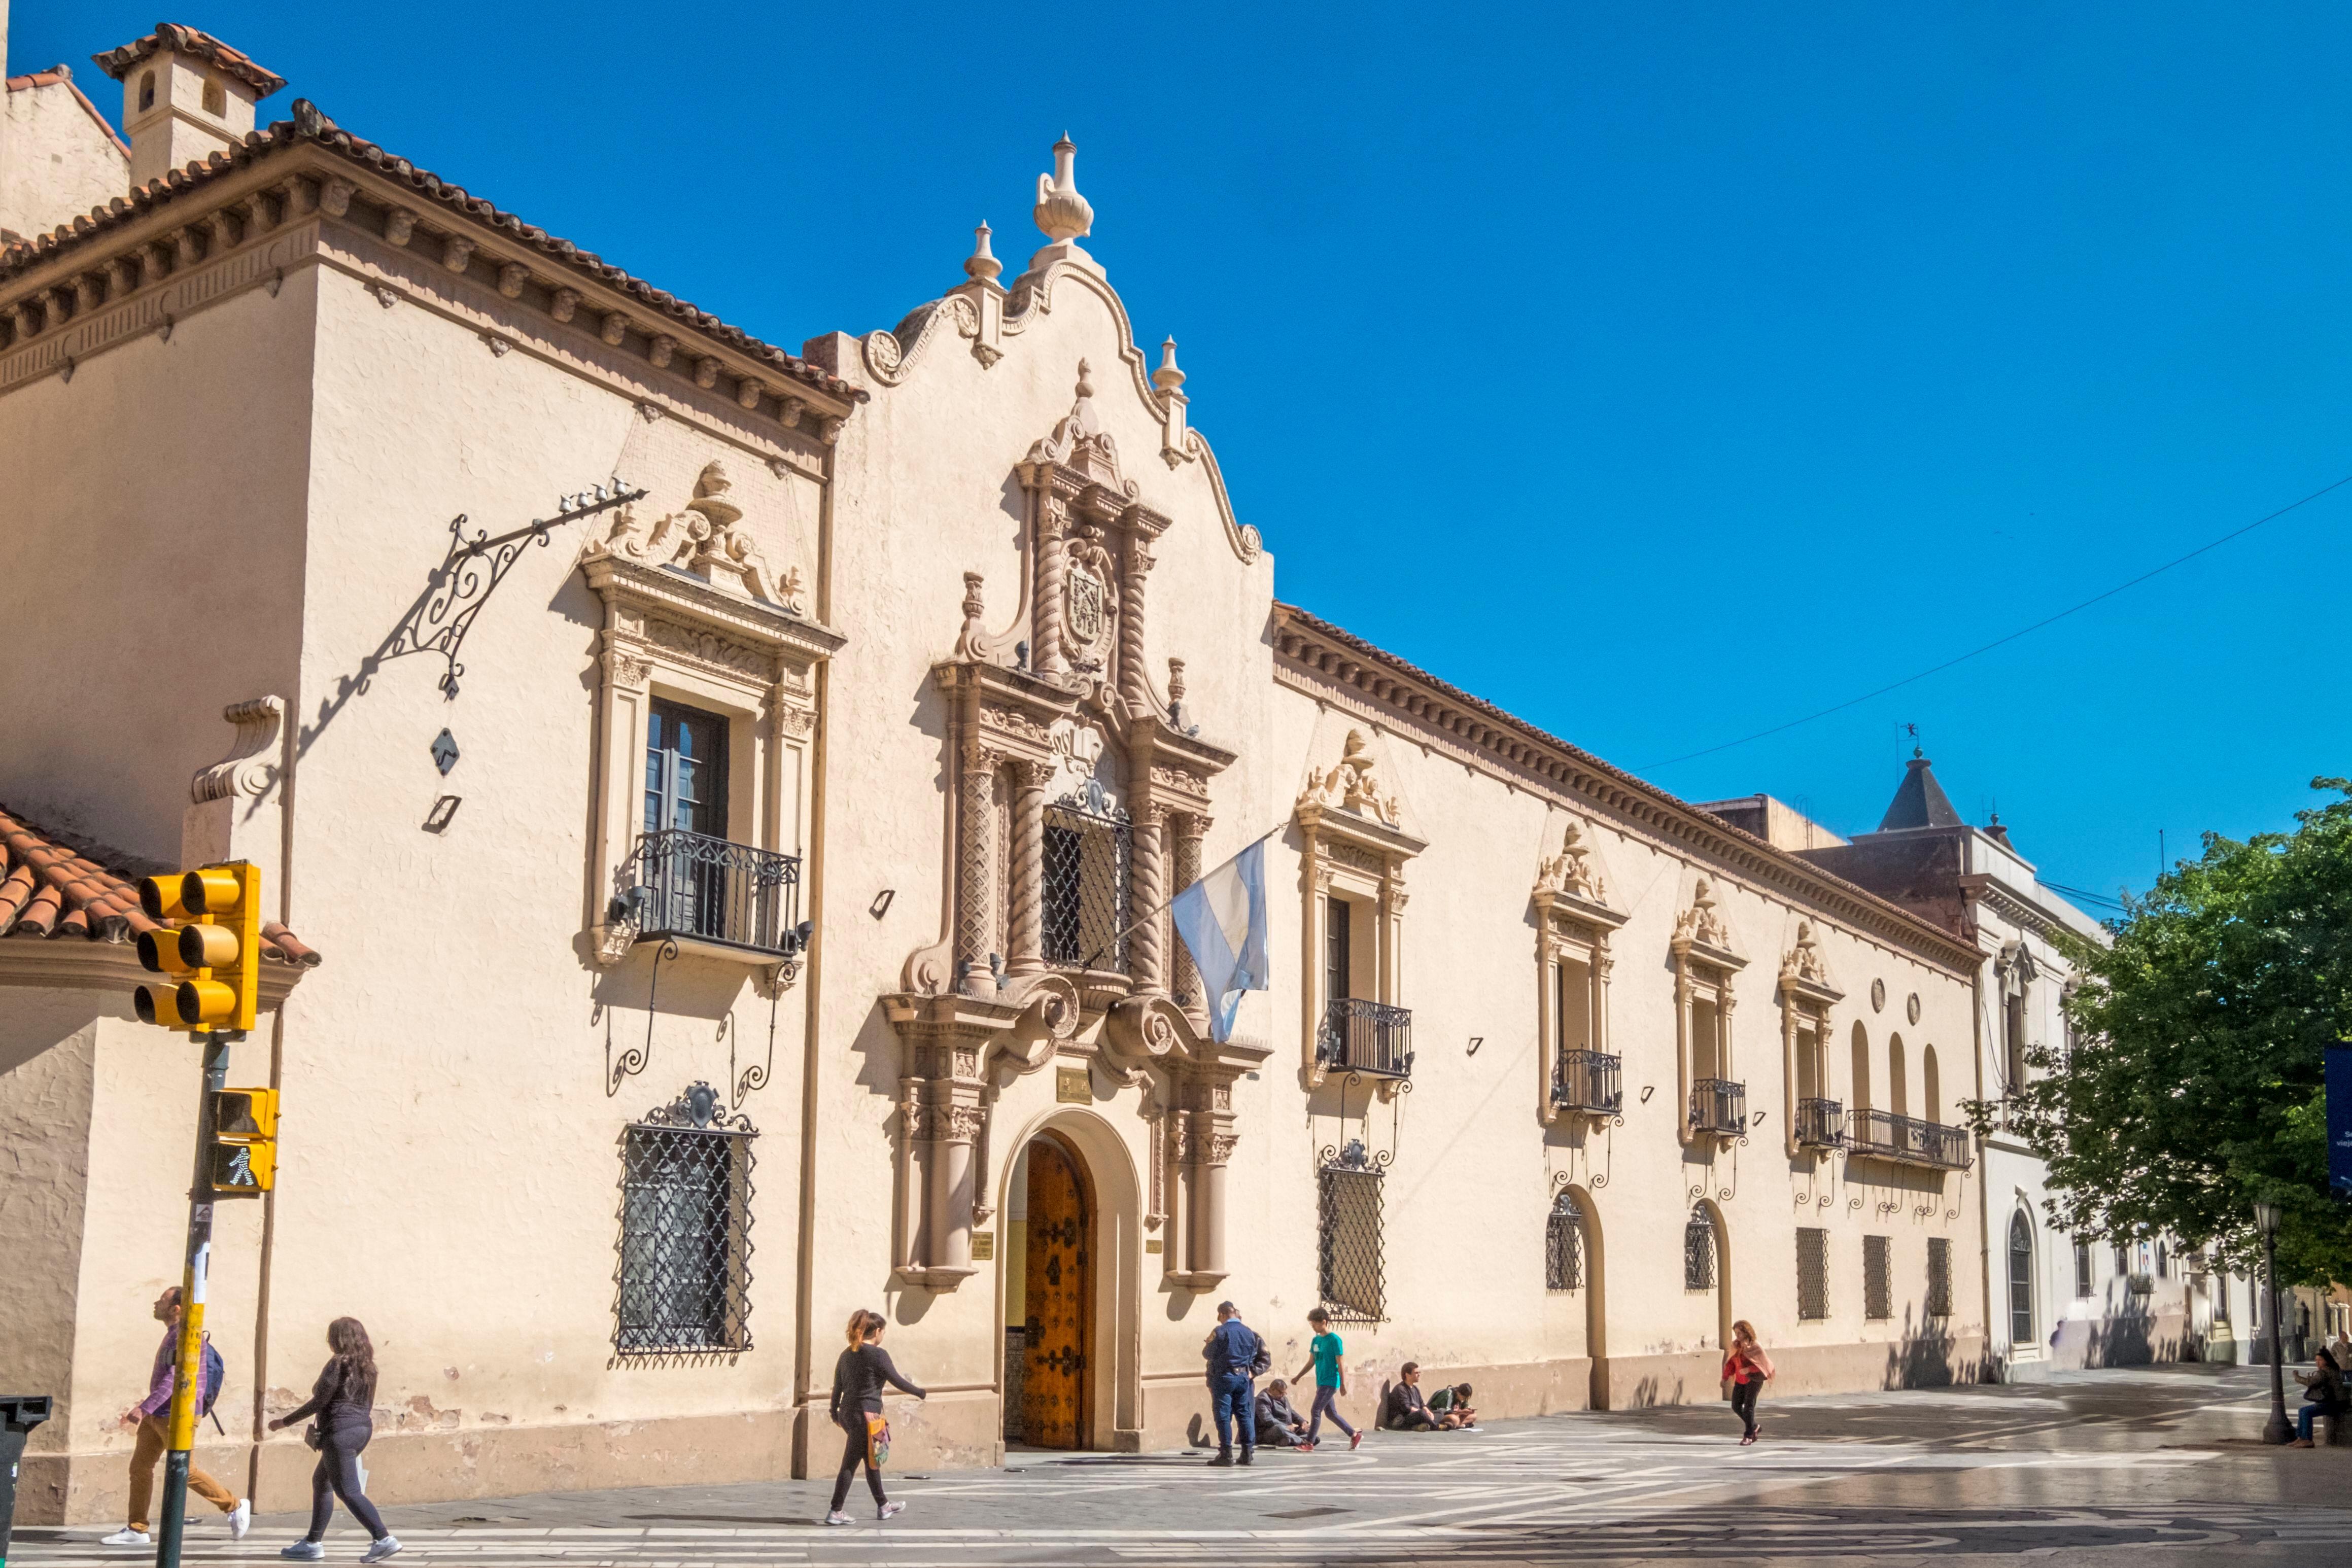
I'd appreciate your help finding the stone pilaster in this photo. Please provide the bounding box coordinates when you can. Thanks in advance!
[956,743,998,994]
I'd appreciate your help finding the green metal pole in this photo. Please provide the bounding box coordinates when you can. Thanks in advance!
[155,1031,233,1568]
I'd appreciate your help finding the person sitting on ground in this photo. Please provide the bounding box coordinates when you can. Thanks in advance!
[1425,1381,1478,1430]
[1380,1363,1440,1431]
[2292,1346,2347,1447]
[1254,1378,1315,1450]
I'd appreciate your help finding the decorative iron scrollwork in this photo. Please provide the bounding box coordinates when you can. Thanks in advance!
[638,1079,757,1134]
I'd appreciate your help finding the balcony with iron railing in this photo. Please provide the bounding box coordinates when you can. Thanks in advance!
[1551,1049,1622,1115]
[1317,998,1413,1079]
[1689,1077,1746,1138]
[1846,1108,1971,1170]
[1796,1097,1845,1149]
[619,828,805,961]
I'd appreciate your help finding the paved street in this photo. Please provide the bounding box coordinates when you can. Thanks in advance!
[17,1367,2351,1566]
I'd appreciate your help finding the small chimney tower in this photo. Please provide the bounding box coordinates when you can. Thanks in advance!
[92,23,284,192]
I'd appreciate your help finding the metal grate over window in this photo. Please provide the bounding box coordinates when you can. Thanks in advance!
[1043,794,1132,973]
[1318,1163,1385,1322]
[1796,1228,1829,1320]
[616,1085,754,1355]
[1863,1234,1892,1321]
[1683,1205,1716,1291]
[1546,1192,1585,1292]
[1927,1236,1953,1318]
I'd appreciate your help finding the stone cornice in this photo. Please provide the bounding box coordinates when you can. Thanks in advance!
[1272,604,1981,978]
[0,935,306,1005]
[585,555,845,667]
[1,126,859,430]
[1959,873,2098,951]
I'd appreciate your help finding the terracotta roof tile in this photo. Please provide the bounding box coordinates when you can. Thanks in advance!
[91,23,286,98]
[0,101,865,404]
[0,805,320,964]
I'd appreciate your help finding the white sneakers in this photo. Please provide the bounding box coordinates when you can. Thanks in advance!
[361,1536,404,1562]
[98,1527,151,1547]
[230,1499,253,1540]
[879,1501,906,1520]
[824,1510,855,1526]
[279,1542,324,1560]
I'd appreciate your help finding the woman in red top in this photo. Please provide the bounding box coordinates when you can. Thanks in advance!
[1723,1319,1774,1444]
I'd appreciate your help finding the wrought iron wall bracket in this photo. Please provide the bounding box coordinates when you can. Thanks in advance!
[384,478,645,700]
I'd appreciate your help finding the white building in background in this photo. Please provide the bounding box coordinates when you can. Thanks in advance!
[1715,750,2237,1378]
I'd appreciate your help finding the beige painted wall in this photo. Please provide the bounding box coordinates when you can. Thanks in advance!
[0,73,126,243]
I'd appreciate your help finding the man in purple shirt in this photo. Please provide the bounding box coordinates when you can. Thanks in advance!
[99,1286,249,1548]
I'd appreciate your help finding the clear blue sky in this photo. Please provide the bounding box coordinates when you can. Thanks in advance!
[22,2,2348,905]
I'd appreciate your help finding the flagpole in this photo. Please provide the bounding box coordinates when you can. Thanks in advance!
[1075,821,1285,972]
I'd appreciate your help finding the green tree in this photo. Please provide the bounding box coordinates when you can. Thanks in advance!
[1997,779,2352,1284]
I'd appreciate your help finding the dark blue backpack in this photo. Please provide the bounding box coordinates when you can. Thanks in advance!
[200,1340,226,1429]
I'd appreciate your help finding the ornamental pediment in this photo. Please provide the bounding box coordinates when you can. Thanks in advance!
[1778,919,1842,1007]
[1671,877,1746,971]
[1295,728,1426,861]
[1532,817,1625,933]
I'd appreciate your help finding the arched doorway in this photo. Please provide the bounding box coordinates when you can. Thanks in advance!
[1011,1132,1094,1449]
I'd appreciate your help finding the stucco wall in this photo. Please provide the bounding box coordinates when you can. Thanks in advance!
[0,75,126,244]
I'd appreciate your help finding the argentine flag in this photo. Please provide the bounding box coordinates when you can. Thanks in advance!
[1170,839,1270,1042]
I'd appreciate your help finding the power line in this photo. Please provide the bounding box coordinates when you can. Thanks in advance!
[1641,470,2352,772]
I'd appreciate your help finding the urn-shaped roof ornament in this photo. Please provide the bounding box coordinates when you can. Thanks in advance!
[1026,134,1100,276]
[1152,336,1186,394]
[964,221,1002,285]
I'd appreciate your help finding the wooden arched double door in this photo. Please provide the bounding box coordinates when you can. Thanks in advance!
[1021,1136,1093,1448]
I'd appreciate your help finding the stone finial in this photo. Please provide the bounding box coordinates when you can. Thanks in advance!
[1075,358,1094,401]
[1152,337,1186,394]
[1033,134,1094,242]
[1166,657,1186,703]
[954,571,991,662]
[965,222,1002,285]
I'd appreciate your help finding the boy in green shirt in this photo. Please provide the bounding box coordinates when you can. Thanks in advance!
[1293,1308,1363,1449]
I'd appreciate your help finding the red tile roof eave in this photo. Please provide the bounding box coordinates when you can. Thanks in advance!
[1269,601,1983,972]
[0,112,866,406]
[0,806,320,964]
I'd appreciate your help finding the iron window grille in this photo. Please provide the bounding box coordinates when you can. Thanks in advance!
[615,1083,754,1355]
[1546,1191,1586,1292]
[1847,1108,1970,1170]
[621,829,801,957]
[1689,1077,1746,1138]
[1317,1155,1386,1322]
[1796,1097,1845,1149]
[1927,1236,1953,1318]
[2009,1213,2035,1343]
[1551,1049,1621,1114]
[1684,1206,1716,1291]
[1318,998,1414,1079]
[1043,792,1132,974]
[1797,1228,1829,1320]
[1863,1234,1892,1321]
[2073,1240,2094,1300]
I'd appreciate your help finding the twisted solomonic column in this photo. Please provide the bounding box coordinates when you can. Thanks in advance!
[1119,535,1154,717]
[1171,813,1206,1017]
[956,743,998,994]
[1131,802,1167,995]
[1008,758,1050,977]
[1032,495,1071,679]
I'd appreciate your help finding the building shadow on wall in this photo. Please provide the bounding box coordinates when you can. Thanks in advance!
[1881,1306,1983,1389]
[1621,1372,1693,1409]
[2058,1297,2180,1369]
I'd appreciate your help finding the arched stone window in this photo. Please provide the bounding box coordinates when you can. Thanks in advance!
[1922,1044,1942,1124]
[1546,1190,1585,1291]
[1684,1204,1717,1291]
[2008,1209,2036,1347]
[1850,1022,1872,1112]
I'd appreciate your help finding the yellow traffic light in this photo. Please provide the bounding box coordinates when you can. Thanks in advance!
[134,862,263,1034]
[208,1088,278,1196]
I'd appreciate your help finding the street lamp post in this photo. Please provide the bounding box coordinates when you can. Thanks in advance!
[2255,1201,2292,1446]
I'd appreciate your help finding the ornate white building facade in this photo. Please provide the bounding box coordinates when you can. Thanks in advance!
[3,24,2001,1523]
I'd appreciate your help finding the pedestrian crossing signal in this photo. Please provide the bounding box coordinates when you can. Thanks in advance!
[134,862,263,1033]
[209,1088,278,1196]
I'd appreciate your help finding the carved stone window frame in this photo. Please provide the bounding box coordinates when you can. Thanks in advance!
[583,554,843,969]
[1776,920,1843,1159]
[1532,819,1625,1128]
[1670,878,1748,1149]
[1296,732,1426,1097]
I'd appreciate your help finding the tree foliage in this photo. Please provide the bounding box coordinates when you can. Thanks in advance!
[1999,780,2352,1284]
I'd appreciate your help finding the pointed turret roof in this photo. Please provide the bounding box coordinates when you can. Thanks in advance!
[1877,749,1963,832]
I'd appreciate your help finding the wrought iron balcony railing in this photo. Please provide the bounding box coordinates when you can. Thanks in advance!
[1796,1097,1846,1149]
[622,829,802,958]
[1689,1077,1747,1137]
[1317,998,1413,1079]
[1551,1049,1622,1114]
[1846,1108,1971,1170]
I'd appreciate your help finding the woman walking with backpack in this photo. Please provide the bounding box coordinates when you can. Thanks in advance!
[268,1317,399,1562]
[826,1309,925,1526]
[1724,1319,1774,1445]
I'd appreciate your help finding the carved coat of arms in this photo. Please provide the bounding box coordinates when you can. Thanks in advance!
[1067,564,1106,649]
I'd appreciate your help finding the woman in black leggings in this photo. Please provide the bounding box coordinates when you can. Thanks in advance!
[268,1317,399,1562]
[1722,1318,1775,1445]
[826,1309,925,1525]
